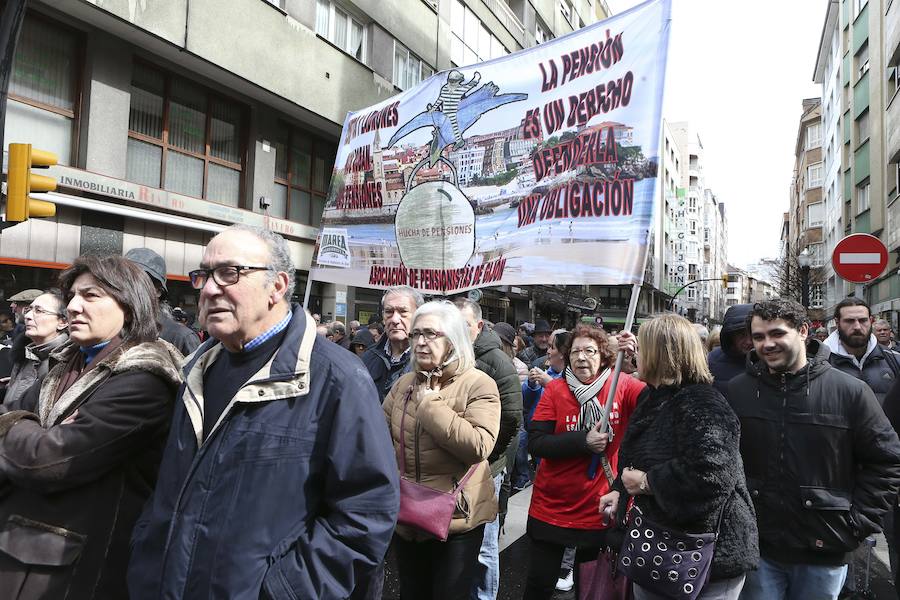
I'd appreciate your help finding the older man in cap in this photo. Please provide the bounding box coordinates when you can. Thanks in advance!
[7,289,43,338]
[125,248,200,356]
[517,319,552,367]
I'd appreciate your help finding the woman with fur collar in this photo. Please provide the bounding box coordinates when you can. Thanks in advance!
[0,255,183,600]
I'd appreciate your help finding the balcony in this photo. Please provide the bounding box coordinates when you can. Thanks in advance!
[482,0,526,45]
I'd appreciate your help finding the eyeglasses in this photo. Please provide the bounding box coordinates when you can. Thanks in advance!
[570,347,600,358]
[188,265,271,290]
[411,328,445,341]
[24,306,62,318]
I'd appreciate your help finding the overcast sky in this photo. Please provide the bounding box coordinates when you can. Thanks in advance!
[606,0,824,267]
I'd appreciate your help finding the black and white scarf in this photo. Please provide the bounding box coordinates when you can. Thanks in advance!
[565,366,612,432]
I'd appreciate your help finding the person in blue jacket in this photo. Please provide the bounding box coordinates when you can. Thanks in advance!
[127,225,400,600]
[512,329,569,491]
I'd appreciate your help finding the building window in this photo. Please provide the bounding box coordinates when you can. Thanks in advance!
[856,109,869,142]
[857,181,870,213]
[6,15,79,165]
[558,0,574,26]
[393,42,433,90]
[853,0,867,19]
[806,122,822,149]
[315,0,366,61]
[807,162,823,188]
[856,43,869,79]
[272,126,335,227]
[450,0,507,66]
[888,65,899,101]
[535,20,551,45]
[808,202,824,227]
[126,62,245,206]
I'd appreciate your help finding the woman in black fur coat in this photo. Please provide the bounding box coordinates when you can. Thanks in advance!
[599,314,759,600]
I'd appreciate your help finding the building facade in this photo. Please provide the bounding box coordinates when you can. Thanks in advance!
[812,0,899,329]
[1,0,603,321]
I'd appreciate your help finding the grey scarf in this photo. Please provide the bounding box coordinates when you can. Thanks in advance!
[565,366,612,432]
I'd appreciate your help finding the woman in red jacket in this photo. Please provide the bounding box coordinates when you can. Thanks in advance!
[523,323,645,599]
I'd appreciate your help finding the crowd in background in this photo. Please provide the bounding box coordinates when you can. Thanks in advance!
[1,239,900,600]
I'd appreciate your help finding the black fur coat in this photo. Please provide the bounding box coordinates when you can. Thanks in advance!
[614,384,759,580]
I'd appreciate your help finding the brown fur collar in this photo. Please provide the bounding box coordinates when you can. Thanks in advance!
[38,339,184,426]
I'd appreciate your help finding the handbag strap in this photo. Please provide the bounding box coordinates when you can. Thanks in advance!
[397,384,480,493]
[713,486,737,538]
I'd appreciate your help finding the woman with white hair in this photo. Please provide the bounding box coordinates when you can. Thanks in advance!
[382,300,501,599]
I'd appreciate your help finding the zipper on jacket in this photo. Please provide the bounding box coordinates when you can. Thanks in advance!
[414,421,422,482]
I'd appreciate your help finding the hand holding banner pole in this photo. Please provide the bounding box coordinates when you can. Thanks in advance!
[588,280,642,484]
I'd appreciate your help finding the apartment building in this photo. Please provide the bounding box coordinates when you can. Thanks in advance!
[813,0,899,329]
[0,0,605,320]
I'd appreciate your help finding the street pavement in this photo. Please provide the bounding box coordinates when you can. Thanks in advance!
[381,484,899,599]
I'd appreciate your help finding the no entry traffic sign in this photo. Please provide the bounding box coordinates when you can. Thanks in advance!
[831,234,888,283]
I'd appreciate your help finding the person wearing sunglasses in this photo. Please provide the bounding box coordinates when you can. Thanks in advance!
[128,225,399,600]
[382,300,501,599]
[523,323,646,599]
[2,290,69,406]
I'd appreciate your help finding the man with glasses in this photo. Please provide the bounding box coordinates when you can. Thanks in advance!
[363,285,424,403]
[128,225,399,600]
[6,288,43,338]
[2,290,69,406]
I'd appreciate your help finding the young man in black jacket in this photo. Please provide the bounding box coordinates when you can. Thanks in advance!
[729,299,900,600]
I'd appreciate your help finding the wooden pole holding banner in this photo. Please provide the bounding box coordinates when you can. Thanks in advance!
[590,280,643,483]
[302,274,314,310]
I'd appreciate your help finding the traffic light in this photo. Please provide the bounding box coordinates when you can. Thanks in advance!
[721,274,729,288]
[6,143,57,222]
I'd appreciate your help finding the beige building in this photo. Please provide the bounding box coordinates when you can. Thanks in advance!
[1,0,602,321]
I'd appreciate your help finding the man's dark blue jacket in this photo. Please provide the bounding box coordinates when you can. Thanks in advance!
[128,306,400,600]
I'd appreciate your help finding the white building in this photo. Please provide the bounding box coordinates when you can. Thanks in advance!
[450,145,486,186]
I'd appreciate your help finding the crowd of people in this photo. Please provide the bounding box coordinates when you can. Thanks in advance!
[1,226,900,600]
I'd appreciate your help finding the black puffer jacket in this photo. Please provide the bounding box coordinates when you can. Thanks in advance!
[728,339,900,566]
[473,329,522,476]
[615,384,759,581]
[707,303,752,398]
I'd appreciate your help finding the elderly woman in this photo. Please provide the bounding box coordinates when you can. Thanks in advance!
[382,300,500,599]
[600,314,758,600]
[0,256,183,600]
[524,324,645,599]
[3,290,69,406]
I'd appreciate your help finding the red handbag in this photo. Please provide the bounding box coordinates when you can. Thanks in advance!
[395,386,478,541]
[578,549,632,600]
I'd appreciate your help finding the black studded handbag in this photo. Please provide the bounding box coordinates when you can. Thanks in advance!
[617,490,734,600]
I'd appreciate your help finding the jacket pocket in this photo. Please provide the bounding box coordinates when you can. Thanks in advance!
[0,514,86,566]
[799,486,857,552]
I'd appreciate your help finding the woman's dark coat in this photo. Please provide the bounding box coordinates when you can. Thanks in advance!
[614,384,759,581]
[0,339,182,600]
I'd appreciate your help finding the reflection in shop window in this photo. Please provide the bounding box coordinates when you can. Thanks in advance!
[126,62,245,207]
[272,125,335,227]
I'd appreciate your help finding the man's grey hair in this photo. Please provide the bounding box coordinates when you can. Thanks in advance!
[382,285,424,310]
[411,301,475,372]
[874,319,892,330]
[226,225,296,301]
[692,323,709,342]
[330,321,346,336]
[453,297,482,322]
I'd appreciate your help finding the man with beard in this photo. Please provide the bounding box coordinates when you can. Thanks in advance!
[517,319,551,367]
[824,298,900,405]
[707,303,755,399]
[730,299,900,600]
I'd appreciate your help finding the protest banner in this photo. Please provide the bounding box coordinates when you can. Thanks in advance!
[309,0,671,295]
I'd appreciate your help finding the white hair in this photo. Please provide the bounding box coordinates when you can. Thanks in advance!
[411,300,475,373]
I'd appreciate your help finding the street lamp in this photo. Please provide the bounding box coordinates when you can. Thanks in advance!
[798,248,812,309]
